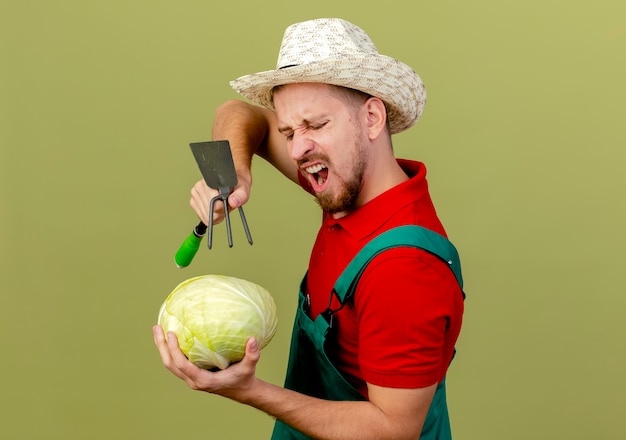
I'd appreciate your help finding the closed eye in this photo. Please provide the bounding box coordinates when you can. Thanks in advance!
[278,120,328,141]
[310,122,328,131]
[278,128,294,140]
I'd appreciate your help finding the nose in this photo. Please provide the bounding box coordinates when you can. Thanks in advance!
[288,132,315,161]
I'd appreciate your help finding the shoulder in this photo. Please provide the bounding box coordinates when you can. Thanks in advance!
[354,246,462,313]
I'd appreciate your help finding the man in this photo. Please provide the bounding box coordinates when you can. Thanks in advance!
[154,18,465,439]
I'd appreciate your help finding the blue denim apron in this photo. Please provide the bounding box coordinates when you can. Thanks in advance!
[271,226,464,439]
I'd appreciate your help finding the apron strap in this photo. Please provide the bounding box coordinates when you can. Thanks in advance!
[333,225,464,305]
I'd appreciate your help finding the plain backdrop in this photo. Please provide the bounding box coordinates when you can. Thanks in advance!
[2,1,625,438]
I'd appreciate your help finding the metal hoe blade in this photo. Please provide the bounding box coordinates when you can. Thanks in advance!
[189,140,253,249]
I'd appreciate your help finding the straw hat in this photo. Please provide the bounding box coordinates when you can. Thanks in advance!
[230,18,426,134]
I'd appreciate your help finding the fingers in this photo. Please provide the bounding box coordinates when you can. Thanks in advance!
[153,326,261,397]
[153,325,172,367]
[190,180,216,225]
[190,179,252,227]
[153,326,205,389]
[153,325,184,374]
[153,327,184,373]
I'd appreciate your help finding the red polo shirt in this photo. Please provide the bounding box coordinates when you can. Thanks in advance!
[301,160,464,398]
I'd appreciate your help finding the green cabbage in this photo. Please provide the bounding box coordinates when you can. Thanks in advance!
[157,274,278,370]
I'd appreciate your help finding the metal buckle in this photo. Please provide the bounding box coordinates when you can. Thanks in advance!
[321,289,345,329]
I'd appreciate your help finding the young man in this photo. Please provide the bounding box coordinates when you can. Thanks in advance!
[154,18,465,440]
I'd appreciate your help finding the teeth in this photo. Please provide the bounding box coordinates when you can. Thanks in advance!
[305,164,325,174]
[317,175,324,186]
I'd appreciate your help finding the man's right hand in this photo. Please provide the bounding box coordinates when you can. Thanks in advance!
[189,99,294,226]
[189,173,252,227]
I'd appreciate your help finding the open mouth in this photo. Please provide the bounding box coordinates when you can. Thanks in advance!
[304,163,329,191]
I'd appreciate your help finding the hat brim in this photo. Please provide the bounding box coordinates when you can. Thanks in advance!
[230,54,426,135]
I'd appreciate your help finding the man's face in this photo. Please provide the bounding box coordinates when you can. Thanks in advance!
[273,83,369,214]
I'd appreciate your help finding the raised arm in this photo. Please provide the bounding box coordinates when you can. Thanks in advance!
[213,100,298,183]
[190,100,297,225]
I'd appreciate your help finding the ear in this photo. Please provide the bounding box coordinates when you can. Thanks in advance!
[363,97,388,140]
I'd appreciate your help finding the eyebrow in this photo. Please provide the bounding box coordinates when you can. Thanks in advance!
[277,119,312,136]
[277,116,329,136]
[277,125,294,136]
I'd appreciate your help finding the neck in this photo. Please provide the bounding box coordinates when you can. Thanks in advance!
[332,151,407,219]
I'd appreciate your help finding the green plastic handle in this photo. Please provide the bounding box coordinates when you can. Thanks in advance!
[174,222,207,268]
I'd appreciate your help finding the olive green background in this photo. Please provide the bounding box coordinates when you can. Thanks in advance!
[2,0,625,438]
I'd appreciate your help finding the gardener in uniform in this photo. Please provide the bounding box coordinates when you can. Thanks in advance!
[154,18,465,440]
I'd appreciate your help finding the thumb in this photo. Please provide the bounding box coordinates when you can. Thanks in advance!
[228,186,249,209]
[244,337,261,363]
